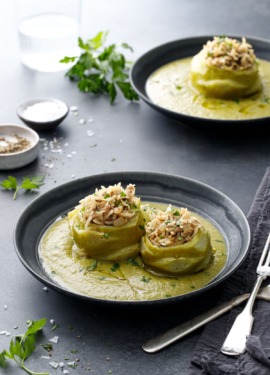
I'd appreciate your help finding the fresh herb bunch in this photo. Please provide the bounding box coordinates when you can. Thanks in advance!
[60,31,139,104]
[0,318,48,375]
[1,175,44,200]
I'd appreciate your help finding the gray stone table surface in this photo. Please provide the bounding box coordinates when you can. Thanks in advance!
[1,0,270,374]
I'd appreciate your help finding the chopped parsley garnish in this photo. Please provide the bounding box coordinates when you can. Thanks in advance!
[261,96,269,104]
[141,276,151,283]
[51,323,59,331]
[41,343,53,352]
[68,361,78,369]
[127,258,140,267]
[70,349,78,354]
[103,233,109,239]
[111,263,120,272]
[87,260,98,271]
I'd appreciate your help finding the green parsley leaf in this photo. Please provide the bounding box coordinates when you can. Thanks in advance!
[0,351,7,369]
[1,175,44,200]
[25,318,47,336]
[0,318,49,375]
[1,175,17,190]
[21,176,44,191]
[121,42,134,52]
[60,31,139,104]
[1,176,19,199]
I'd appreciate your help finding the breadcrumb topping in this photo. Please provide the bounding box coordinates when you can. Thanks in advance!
[204,36,257,71]
[145,206,202,247]
[77,183,140,227]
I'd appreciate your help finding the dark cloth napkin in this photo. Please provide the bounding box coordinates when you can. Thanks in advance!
[189,167,270,375]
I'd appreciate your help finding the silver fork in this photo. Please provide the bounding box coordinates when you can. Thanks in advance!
[221,232,270,356]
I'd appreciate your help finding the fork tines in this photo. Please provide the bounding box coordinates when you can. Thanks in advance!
[257,233,270,277]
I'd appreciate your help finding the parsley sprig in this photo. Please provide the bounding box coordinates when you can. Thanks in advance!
[0,318,48,375]
[1,175,44,200]
[60,31,139,104]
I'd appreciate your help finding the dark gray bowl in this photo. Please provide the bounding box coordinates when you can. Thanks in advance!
[14,172,250,306]
[130,35,270,128]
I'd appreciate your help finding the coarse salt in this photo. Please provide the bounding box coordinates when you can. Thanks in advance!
[22,101,67,122]
[49,336,59,343]
[49,361,59,369]
[87,130,94,137]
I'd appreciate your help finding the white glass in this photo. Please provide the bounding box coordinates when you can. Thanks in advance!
[15,0,81,72]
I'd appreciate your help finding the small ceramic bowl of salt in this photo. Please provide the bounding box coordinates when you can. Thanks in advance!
[17,98,69,131]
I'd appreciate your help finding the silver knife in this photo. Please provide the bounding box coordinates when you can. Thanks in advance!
[142,285,270,353]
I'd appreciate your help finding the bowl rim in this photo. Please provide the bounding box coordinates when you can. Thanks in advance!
[13,171,251,306]
[0,123,39,157]
[17,97,69,125]
[130,34,270,126]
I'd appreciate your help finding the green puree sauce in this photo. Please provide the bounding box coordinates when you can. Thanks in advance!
[146,57,270,120]
[39,205,227,301]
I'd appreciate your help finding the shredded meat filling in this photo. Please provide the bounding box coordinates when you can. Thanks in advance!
[204,36,257,71]
[77,183,140,227]
[145,206,202,247]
